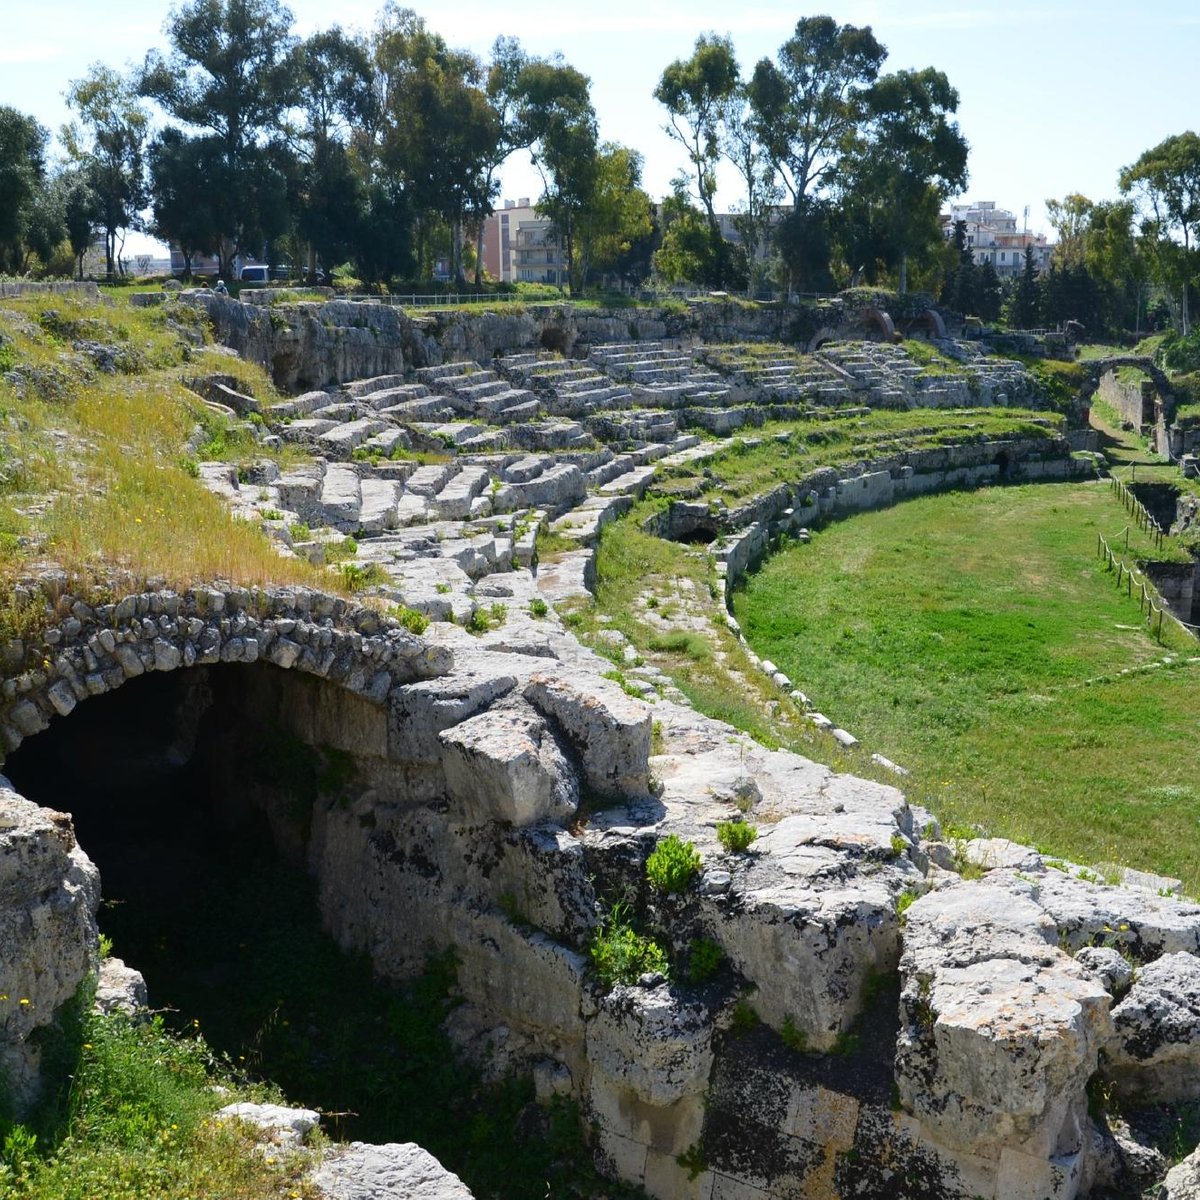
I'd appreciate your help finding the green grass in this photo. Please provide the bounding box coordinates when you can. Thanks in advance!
[0,1002,318,1200]
[734,481,1200,890]
[0,292,335,639]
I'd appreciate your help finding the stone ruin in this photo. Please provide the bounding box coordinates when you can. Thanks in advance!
[4,295,1200,1199]
[6,575,1200,1199]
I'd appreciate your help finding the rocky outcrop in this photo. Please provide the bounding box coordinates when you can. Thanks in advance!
[312,1141,475,1200]
[0,782,99,1113]
[182,293,932,395]
[6,583,1200,1199]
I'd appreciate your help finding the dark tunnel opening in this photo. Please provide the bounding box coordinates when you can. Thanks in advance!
[2,665,611,1196]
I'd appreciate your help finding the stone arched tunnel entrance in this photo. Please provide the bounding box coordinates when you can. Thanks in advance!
[10,577,1198,1199]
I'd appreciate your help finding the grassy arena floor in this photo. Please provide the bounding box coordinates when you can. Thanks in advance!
[733,480,1200,891]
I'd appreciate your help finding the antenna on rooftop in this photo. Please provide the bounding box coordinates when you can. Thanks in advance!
[1023,205,1029,235]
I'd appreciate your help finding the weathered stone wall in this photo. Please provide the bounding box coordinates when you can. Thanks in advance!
[5,578,1200,1200]
[644,435,1092,600]
[1097,370,1153,430]
[177,294,880,394]
[0,580,450,757]
[0,784,98,1112]
[0,281,101,300]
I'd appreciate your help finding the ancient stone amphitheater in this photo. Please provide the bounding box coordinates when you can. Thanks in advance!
[4,291,1199,1200]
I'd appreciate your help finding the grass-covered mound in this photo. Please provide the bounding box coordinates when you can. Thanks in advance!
[0,290,331,640]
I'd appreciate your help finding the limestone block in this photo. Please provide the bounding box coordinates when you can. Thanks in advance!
[1074,946,1134,998]
[0,785,99,1113]
[390,664,519,765]
[93,956,148,1017]
[897,882,1111,1166]
[524,671,651,799]
[453,914,588,1053]
[491,824,594,941]
[1028,868,1200,959]
[439,700,578,826]
[1162,1144,1200,1200]
[1106,953,1200,1102]
[713,875,898,1048]
[587,985,713,1107]
[310,1141,474,1200]
[216,1101,320,1148]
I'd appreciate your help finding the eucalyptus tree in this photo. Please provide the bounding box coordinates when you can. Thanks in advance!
[370,6,498,280]
[747,17,885,290]
[654,33,739,284]
[292,27,375,278]
[747,17,886,208]
[139,0,301,276]
[722,90,781,293]
[515,58,598,295]
[63,64,149,279]
[0,107,49,273]
[838,67,968,292]
[470,35,531,284]
[576,142,653,288]
[1120,132,1200,334]
[146,127,220,278]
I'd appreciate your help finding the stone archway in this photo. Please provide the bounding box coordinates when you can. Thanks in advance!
[0,581,450,757]
[1080,356,1174,418]
[897,308,948,341]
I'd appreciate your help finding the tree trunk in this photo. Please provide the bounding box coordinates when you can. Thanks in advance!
[899,250,908,295]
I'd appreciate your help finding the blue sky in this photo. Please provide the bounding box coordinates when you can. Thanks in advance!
[5,0,1198,254]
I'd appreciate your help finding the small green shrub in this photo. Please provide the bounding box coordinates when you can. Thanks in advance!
[645,834,702,894]
[729,999,758,1036]
[464,608,490,635]
[528,597,549,618]
[288,521,310,541]
[716,820,757,853]
[589,903,668,989]
[831,1030,860,1056]
[676,1142,707,1181]
[896,888,920,924]
[389,605,429,635]
[687,937,724,984]
[781,1015,807,1052]
[337,561,386,592]
[435,582,452,594]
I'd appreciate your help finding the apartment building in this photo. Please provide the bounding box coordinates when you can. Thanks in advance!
[481,198,568,286]
[941,201,1053,276]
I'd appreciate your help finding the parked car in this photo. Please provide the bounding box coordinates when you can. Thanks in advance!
[239,264,270,283]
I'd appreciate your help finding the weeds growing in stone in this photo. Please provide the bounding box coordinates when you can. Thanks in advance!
[716,820,757,853]
[687,937,724,984]
[589,901,669,988]
[645,834,702,893]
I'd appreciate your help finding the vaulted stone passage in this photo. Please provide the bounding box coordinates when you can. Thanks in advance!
[3,663,378,896]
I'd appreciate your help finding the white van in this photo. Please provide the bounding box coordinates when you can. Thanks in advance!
[239,264,270,283]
